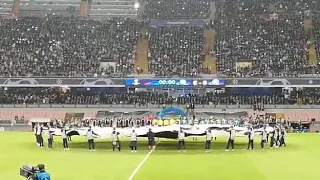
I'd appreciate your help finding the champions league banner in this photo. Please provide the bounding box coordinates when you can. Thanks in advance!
[51,124,275,139]
[0,77,319,87]
[149,19,205,27]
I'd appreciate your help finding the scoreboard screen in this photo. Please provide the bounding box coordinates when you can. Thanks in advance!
[125,79,225,88]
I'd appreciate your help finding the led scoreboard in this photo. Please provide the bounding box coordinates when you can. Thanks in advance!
[125,79,225,88]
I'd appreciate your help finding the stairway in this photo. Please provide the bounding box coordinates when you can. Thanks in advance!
[309,48,317,65]
[12,0,21,17]
[135,25,149,73]
[304,20,318,65]
[203,28,216,73]
[79,0,89,16]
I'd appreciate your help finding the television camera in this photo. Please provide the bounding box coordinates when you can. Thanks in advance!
[20,165,40,180]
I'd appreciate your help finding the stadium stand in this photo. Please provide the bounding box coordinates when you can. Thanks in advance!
[144,0,211,19]
[0,15,139,77]
[214,0,308,77]
[1,87,320,106]
[89,0,138,19]
[19,0,80,17]
[147,25,207,77]
[0,0,13,17]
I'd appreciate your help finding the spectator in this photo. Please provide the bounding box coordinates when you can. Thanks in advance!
[0,15,139,77]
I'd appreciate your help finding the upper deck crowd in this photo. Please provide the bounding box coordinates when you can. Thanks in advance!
[0,0,320,77]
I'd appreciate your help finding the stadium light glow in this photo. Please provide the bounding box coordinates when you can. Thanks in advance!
[134,2,140,9]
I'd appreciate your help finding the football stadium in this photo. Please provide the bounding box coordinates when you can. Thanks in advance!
[1,0,320,179]
[0,131,320,180]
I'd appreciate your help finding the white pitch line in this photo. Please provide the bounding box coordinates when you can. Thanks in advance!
[127,150,153,180]
[128,140,160,180]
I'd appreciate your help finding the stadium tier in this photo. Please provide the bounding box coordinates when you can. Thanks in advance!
[0,0,320,77]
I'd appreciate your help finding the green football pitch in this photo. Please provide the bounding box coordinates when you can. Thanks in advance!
[0,132,319,180]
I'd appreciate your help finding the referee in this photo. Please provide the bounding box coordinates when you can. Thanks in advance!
[147,128,155,151]
[247,127,255,150]
[260,127,267,150]
[178,128,186,152]
[205,129,213,152]
[225,126,235,151]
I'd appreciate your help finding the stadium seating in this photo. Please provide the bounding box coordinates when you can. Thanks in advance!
[89,0,138,19]
[0,0,13,16]
[0,15,139,77]
[214,0,308,77]
[19,0,80,17]
[148,26,206,77]
[144,0,211,19]
[1,87,320,106]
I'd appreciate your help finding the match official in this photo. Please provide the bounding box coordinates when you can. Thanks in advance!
[205,129,213,152]
[260,127,267,150]
[247,127,254,150]
[178,128,186,152]
[147,128,155,151]
[130,129,137,153]
[225,126,235,151]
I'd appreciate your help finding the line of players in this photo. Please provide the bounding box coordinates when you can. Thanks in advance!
[225,125,287,152]
[34,124,286,152]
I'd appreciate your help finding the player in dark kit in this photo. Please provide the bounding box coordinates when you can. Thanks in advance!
[279,128,286,147]
[260,127,268,150]
[247,127,255,150]
[147,128,155,151]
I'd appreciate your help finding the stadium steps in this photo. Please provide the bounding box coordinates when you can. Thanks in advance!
[80,0,89,16]
[309,48,317,65]
[310,124,320,133]
[135,25,149,73]
[303,20,317,65]
[12,0,21,17]
[203,28,216,73]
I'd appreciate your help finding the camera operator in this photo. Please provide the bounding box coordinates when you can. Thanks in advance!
[34,164,50,180]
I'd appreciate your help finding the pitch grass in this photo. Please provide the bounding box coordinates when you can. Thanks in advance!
[0,132,319,180]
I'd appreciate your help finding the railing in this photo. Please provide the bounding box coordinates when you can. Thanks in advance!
[1,103,320,109]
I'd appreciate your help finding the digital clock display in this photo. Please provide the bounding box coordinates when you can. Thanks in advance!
[125,79,225,87]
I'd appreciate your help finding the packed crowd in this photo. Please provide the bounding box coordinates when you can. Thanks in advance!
[0,15,139,77]
[144,0,211,19]
[148,26,208,77]
[214,0,309,77]
[1,87,320,105]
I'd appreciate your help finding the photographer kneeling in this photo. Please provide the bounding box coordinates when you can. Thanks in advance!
[34,164,50,180]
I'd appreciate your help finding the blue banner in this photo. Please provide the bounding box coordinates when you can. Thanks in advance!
[150,19,205,27]
[125,79,225,88]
